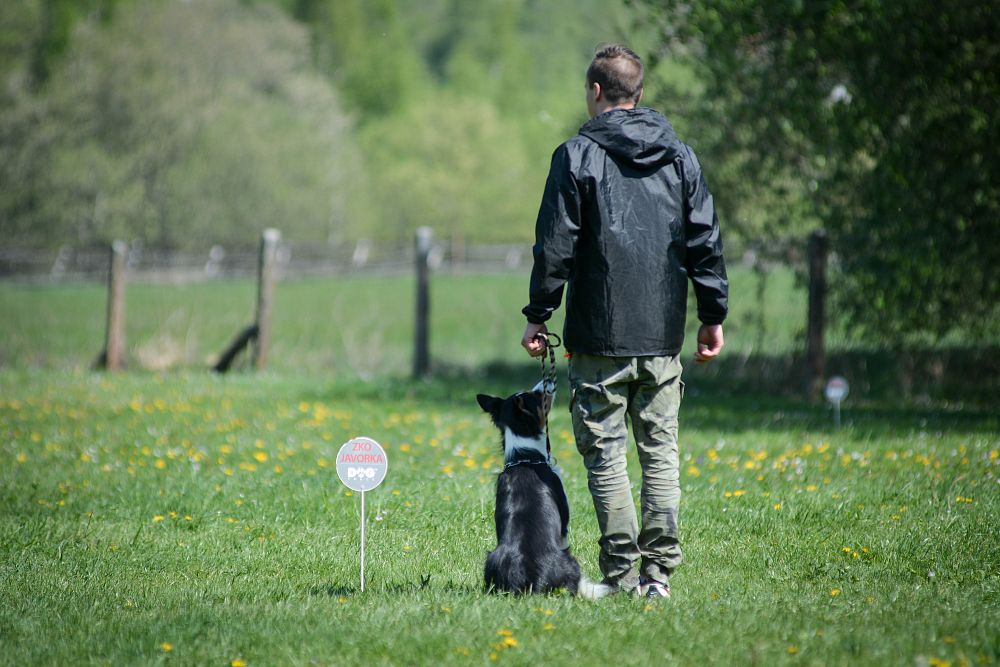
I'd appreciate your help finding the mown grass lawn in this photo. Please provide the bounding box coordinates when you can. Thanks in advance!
[1,368,997,666]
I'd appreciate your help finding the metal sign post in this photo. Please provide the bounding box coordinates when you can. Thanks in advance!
[336,437,388,593]
[824,376,850,429]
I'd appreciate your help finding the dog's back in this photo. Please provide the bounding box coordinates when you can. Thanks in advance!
[485,455,581,594]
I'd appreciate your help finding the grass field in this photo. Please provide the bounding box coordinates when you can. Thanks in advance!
[2,271,998,665]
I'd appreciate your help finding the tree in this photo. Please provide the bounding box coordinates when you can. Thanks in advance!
[0,0,359,250]
[639,0,1000,340]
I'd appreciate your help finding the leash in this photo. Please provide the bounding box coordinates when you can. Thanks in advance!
[533,332,562,460]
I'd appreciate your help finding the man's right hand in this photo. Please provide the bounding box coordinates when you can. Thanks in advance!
[521,322,549,357]
[694,324,724,363]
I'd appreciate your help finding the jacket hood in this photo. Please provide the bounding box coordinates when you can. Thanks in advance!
[578,107,682,168]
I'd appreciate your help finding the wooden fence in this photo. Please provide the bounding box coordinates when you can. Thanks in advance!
[83,230,830,393]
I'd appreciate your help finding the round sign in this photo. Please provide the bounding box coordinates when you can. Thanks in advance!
[824,376,850,402]
[336,437,388,492]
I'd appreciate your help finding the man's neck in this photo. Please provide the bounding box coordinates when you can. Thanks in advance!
[591,102,636,118]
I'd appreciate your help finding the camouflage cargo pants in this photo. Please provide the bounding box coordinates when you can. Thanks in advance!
[568,353,684,588]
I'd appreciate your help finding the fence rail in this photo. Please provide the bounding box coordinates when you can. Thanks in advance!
[0,236,800,284]
[0,239,548,284]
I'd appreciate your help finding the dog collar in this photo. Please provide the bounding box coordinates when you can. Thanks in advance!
[503,457,555,470]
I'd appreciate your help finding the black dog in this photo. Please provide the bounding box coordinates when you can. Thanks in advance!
[477,385,608,598]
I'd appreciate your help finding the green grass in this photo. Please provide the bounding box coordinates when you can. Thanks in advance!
[1,270,998,664]
[1,370,998,666]
[0,268,800,373]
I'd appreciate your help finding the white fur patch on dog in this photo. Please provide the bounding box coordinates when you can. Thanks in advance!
[503,428,547,460]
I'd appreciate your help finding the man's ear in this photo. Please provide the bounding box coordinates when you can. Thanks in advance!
[591,81,603,102]
[476,394,502,416]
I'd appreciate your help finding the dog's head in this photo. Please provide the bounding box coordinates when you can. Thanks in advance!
[476,380,554,440]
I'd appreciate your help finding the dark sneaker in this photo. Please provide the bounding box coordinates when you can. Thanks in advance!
[639,577,671,599]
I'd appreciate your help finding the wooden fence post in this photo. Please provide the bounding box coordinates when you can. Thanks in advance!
[253,228,280,370]
[806,229,828,400]
[414,227,432,378]
[102,240,128,371]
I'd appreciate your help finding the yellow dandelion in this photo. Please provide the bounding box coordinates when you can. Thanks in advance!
[830,588,841,596]
[687,465,701,477]
[773,503,782,510]
[238,462,257,472]
[253,451,268,463]
[184,515,192,521]
[160,642,173,652]
[497,628,513,637]
[502,637,518,648]
[232,659,248,667]
[16,452,27,463]
[392,489,401,496]
[344,490,353,497]
[153,515,165,523]
[442,464,455,475]
[543,623,555,630]
[806,484,818,492]
[787,645,798,654]
[399,443,412,453]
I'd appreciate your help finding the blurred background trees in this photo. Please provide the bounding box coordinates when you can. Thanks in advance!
[638,0,1000,340]
[1,0,997,341]
[1,0,354,250]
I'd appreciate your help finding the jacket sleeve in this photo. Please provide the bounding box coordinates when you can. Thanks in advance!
[682,146,729,325]
[522,144,582,324]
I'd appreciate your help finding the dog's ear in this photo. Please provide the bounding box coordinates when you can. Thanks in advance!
[477,394,502,417]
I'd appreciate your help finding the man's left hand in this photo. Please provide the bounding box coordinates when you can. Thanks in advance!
[694,324,724,363]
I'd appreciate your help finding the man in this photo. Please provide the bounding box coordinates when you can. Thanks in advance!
[520,44,728,599]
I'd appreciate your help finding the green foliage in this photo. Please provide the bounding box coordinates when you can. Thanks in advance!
[280,0,638,243]
[0,0,357,250]
[3,0,653,248]
[639,0,1000,340]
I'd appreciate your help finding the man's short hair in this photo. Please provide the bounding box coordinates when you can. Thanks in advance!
[586,44,643,105]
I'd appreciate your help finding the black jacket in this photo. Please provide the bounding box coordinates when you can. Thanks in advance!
[522,107,728,356]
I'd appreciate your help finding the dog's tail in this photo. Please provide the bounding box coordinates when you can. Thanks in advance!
[576,576,612,600]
